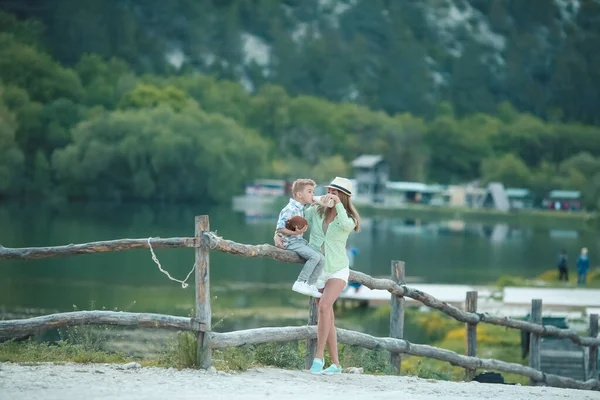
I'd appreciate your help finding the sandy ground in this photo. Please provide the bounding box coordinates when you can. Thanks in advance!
[0,362,599,400]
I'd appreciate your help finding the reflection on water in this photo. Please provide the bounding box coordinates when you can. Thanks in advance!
[385,219,528,242]
[549,229,579,239]
[240,208,581,244]
[238,208,591,285]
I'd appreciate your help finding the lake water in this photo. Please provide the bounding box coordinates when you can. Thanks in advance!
[1,202,597,339]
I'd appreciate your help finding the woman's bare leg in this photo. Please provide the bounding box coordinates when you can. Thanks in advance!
[314,279,346,361]
[326,308,340,365]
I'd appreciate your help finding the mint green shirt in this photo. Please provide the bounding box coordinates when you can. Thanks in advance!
[305,202,356,274]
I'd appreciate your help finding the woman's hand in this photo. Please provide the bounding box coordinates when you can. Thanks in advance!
[324,193,341,205]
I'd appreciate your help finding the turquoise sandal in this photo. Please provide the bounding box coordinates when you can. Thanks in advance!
[322,364,342,375]
[310,358,324,374]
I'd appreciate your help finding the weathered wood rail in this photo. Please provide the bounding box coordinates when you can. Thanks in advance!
[0,238,199,260]
[1,310,598,391]
[1,215,599,391]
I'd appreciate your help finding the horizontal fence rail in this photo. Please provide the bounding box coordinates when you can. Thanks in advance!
[0,311,195,339]
[0,311,598,391]
[0,238,199,260]
[2,235,599,347]
[208,326,600,392]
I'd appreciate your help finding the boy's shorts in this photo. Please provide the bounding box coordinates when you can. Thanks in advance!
[316,267,350,289]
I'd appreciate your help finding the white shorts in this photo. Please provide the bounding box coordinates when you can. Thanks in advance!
[316,267,350,289]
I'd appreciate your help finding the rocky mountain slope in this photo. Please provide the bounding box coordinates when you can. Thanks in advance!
[2,0,599,123]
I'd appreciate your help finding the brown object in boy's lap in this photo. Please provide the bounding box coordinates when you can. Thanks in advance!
[285,216,308,231]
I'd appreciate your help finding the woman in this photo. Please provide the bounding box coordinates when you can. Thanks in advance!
[275,177,360,374]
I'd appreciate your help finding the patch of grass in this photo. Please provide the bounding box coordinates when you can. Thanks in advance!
[254,342,304,369]
[339,344,395,375]
[0,339,129,364]
[494,268,600,289]
[157,331,198,369]
[411,311,462,343]
[215,345,254,371]
[538,267,600,287]
[56,304,119,353]
[546,267,600,288]
[402,322,529,385]
[156,332,397,374]
[58,325,114,352]
[402,358,454,381]
[157,333,305,371]
[494,275,528,288]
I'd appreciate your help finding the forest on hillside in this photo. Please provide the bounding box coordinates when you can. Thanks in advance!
[2,0,599,123]
[1,1,600,208]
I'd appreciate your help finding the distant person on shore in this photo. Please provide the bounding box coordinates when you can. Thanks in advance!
[557,249,569,281]
[275,178,324,298]
[576,247,590,286]
[346,246,359,267]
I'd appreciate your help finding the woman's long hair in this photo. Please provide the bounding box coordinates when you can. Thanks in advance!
[317,191,361,232]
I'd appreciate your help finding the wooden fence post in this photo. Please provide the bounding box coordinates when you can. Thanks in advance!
[305,298,319,369]
[588,314,599,380]
[390,260,405,373]
[465,291,478,381]
[195,215,211,369]
[529,299,542,385]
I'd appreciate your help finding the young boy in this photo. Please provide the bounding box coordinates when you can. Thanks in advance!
[275,178,324,298]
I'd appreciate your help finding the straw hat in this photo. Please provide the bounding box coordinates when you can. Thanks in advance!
[324,177,353,196]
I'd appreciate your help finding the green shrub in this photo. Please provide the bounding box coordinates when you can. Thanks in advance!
[58,325,113,352]
[494,275,527,288]
[402,359,453,380]
[215,345,254,371]
[159,331,197,369]
[0,339,128,364]
[340,345,395,374]
[254,342,304,369]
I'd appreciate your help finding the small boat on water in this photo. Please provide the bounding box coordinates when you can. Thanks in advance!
[232,179,288,213]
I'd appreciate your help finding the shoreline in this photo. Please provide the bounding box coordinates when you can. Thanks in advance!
[2,197,595,229]
[359,203,593,227]
[263,196,595,228]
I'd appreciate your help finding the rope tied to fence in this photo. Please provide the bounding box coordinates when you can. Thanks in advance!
[146,232,220,288]
[147,237,195,289]
[203,232,222,250]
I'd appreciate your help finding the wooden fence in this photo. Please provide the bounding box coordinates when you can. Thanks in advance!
[0,215,599,391]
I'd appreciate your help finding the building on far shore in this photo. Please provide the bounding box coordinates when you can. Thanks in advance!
[457,184,534,211]
[346,158,584,213]
[351,155,388,204]
[478,182,510,212]
[443,184,486,208]
[384,181,445,206]
[505,188,534,210]
[544,190,582,211]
